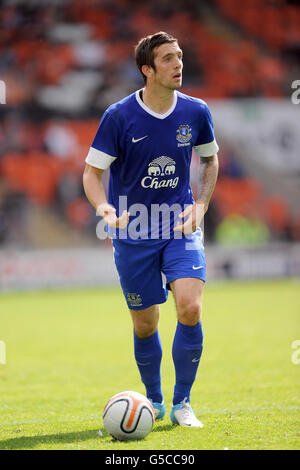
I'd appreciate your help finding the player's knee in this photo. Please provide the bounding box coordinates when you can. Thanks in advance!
[177,297,202,326]
[134,318,157,339]
[130,305,160,339]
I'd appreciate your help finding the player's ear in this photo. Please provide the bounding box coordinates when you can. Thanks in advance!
[141,64,153,80]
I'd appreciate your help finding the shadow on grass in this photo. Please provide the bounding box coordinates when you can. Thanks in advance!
[0,428,102,450]
[0,422,176,449]
[152,423,176,433]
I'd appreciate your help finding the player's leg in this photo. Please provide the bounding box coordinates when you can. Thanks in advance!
[112,239,167,418]
[170,277,204,400]
[162,229,206,426]
[129,304,160,339]
[129,305,165,419]
[169,278,204,427]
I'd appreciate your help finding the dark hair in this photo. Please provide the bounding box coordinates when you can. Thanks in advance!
[135,31,178,83]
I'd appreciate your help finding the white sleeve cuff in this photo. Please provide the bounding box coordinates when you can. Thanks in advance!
[193,139,219,157]
[85,147,117,170]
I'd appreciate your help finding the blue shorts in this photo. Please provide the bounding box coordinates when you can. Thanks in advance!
[112,229,206,310]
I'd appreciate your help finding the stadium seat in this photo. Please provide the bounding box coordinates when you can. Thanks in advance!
[65,197,93,228]
[213,177,263,218]
[1,153,27,193]
[263,195,290,235]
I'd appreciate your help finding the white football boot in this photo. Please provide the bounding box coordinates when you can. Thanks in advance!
[170,398,204,428]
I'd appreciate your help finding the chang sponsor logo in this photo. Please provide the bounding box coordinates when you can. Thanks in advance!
[141,156,179,189]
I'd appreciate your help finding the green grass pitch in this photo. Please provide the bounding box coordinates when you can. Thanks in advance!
[0,279,299,450]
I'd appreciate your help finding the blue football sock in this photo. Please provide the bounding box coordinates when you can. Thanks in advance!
[172,321,204,405]
[134,330,163,404]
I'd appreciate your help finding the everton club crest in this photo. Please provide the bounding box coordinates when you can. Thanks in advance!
[176,124,192,144]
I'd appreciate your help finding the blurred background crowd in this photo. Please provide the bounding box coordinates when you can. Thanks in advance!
[0,0,300,251]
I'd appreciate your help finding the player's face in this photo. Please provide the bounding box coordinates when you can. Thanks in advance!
[151,42,183,90]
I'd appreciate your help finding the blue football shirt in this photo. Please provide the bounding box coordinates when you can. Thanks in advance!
[86,89,219,241]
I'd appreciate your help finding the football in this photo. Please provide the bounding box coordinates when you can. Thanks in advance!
[103,391,155,440]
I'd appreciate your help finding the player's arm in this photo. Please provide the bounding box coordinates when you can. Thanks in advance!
[174,154,218,234]
[83,163,129,228]
[197,153,219,212]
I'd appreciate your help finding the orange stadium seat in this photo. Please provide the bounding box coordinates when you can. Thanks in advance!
[23,153,62,205]
[263,195,290,235]
[212,177,263,218]
[1,153,27,192]
[290,218,300,241]
[65,120,99,170]
[1,152,62,205]
[215,0,300,51]
[35,44,75,85]
[65,197,92,228]
[14,40,48,66]
[65,120,99,148]
[105,41,134,64]
[79,7,113,39]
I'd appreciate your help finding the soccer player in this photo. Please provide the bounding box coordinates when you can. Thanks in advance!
[83,32,219,427]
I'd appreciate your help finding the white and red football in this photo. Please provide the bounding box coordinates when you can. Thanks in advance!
[103,390,155,440]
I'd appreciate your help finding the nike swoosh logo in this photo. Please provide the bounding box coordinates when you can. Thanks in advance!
[132,136,148,143]
[136,361,151,366]
[192,265,204,270]
[192,357,200,363]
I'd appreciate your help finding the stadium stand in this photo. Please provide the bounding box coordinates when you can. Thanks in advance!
[0,0,299,247]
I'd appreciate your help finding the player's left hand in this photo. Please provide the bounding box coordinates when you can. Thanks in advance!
[173,202,205,235]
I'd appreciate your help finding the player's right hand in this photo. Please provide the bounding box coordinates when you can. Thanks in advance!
[97,203,130,229]
[173,202,204,235]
